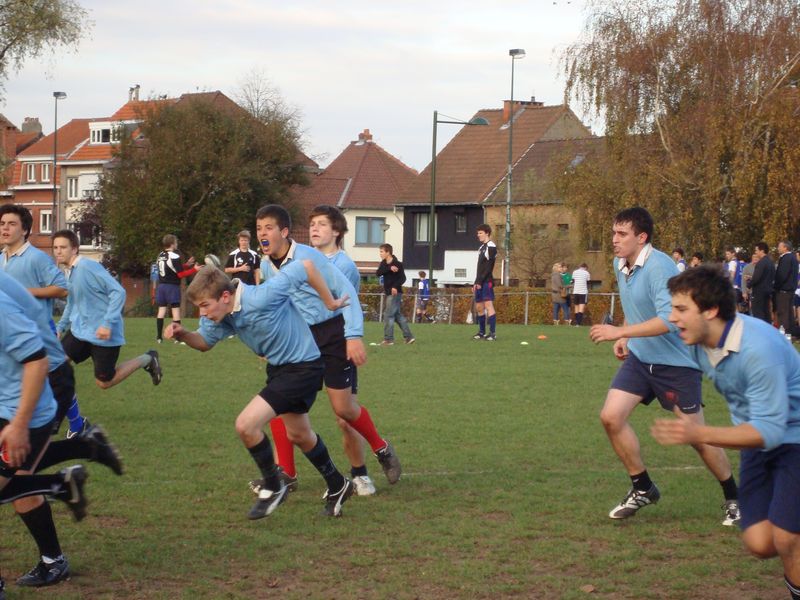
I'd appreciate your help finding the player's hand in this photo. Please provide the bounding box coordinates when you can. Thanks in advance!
[326,294,350,311]
[0,421,30,468]
[390,266,399,272]
[613,338,629,360]
[186,256,196,266]
[164,322,184,340]
[651,406,699,445]
[241,264,251,272]
[473,284,481,291]
[95,326,112,340]
[590,324,622,344]
[391,288,398,296]
[346,338,367,366]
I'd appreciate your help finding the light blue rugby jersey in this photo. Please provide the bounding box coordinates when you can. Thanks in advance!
[0,270,66,371]
[328,250,361,292]
[57,257,126,347]
[1,242,67,319]
[0,290,57,427]
[260,241,363,339]
[198,261,320,365]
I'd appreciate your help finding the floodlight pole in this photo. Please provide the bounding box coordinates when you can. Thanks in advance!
[504,49,525,286]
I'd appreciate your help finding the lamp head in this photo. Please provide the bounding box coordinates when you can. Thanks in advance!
[53,91,67,100]
[468,117,490,126]
[509,48,526,59]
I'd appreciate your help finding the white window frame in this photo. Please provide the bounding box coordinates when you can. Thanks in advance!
[26,163,36,182]
[41,163,51,182]
[67,177,79,200]
[415,212,437,243]
[40,210,53,234]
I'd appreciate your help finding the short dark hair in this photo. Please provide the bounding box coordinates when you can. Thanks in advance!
[667,265,737,321]
[613,207,653,243]
[724,245,735,254]
[755,241,769,254]
[673,248,684,257]
[255,204,291,230]
[0,204,33,239]
[477,224,492,235]
[53,229,79,250]
[692,252,704,261]
[162,234,177,248]
[309,205,348,248]
[379,243,393,254]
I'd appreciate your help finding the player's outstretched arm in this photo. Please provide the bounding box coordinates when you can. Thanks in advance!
[301,259,349,311]
[165,322,211,352]
[651,407,765,449]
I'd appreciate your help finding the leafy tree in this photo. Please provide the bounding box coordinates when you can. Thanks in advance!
[0,0,89,97]
[560,0,800,255]
[97,95,308,273]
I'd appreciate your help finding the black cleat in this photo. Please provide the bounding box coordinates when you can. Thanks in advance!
[472,332,485,340]
[84,424,123,476]
[58,465,89,522]
[249,466,298,495]
[321,478,353,517]
[16,556,70,587]
[65,417,90,440]
[375,441,402,484]
[248,482,287,520]
[143,350,162,385]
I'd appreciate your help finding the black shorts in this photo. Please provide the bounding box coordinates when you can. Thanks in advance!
[610,351,703,413]
[260,359,325,416]
[0,419,54,477]
[310,315,358,393]
[49,361,77,430]
[155,283,181,308]
[61,331,120,382]
[573,294,587,305]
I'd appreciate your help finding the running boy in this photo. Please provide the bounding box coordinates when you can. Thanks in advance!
[165,263,353,518]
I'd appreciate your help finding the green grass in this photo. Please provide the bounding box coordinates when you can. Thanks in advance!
[3,320,785,599]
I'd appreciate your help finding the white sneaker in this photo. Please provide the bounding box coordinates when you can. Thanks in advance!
[722,500,741,527]
[352,475,376,496]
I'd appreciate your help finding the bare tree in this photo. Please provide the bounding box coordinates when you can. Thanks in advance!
[233,67,304,148]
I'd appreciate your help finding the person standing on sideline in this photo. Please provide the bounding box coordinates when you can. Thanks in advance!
[672,248,687,272]
[154,235,199,343]
[794,250,800,326]
[224,230,261,286]
[589,207,738,525]
[750,242,776,323]
[472,224,498,340]
[571,263,591,326]
[377,244,415,345]
[551,263,570,325]
[53,230,162,390]
[774,241,799,338]
[416,271,432,323]
[653,265,800,600]
[690,252,704,267]
[742,252,758,314]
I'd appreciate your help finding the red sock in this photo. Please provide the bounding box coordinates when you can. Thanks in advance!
[269,417,296,477]
[347,406,386,452]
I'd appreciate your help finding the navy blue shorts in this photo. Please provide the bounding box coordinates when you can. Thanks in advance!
[61,331,120,382]
[49,361,76,431]
[260,359,324,416]
[739,444,800,533]
[310,315,358,393]
[156,283,181,308]
[0,419,54,477]
[474,280,495,303]
[610,352,702,413]
[794,294,800,308]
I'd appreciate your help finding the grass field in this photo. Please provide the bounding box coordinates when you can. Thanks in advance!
[2,319,786,599]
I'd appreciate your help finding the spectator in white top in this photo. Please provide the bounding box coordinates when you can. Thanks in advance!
[571,263,591,326]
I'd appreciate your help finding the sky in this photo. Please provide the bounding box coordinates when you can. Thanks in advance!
[3,0,591,172]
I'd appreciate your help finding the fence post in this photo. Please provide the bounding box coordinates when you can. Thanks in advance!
[411,293,418,321]
[378,293,384,322]
[610,293,615,319]
[448,293,454,324]
[524,291,529,325]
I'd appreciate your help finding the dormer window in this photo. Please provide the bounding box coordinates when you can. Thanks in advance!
[91,128,111,143]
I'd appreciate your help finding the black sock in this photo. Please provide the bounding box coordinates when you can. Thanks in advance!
[0,474,68,504]
[247,435,279,490]
[19,501,62,559]
[350,465,368,478]
[630,470,653,492]
[786,576,800,600]
[576,312,584,325]
[156,318,164,340]
[719,475,738,501]
[35,439,92,472]
[303,434,345,491]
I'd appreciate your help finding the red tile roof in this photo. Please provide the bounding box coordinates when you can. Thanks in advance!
[397,104,590,205]
[18,118,94,158]
[110,99,175,121]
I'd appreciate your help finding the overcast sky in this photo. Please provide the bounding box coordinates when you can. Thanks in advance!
[3,0,590,172]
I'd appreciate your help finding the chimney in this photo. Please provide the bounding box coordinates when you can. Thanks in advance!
[128,84,141,102]
[21,117,42,134]
[357,129,372,143]
[503,96,545,122]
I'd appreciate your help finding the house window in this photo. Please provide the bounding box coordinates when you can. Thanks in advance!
[557,224,570,237]
[40,210,53,234]
[41,163,51,182]
[91,128,111,144]
[67,178,79,200]
[354,217,385,245]
[530,224,547,239]
[587,231,602,252]
[70,221,102,247]
[455,213,467,233]
[415,212,437,243]
[454,268,467,278]
[26,163,36,182]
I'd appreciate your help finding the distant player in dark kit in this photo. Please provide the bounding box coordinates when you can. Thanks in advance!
[165,264,354,518]
[53,230,162,390]
[154,234,200,343]
[654,265,800,600]
[225,230,261,285]
[473,224,497,341]
[416,271,432,323]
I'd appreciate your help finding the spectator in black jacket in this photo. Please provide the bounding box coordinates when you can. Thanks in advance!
[750,241,776,323]
[376,244,414,345]
[774,240,799,336]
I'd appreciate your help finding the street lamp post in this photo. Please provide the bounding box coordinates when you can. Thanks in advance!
[52,91,67,237]
[429,111,489,285]
[504,48,525,286]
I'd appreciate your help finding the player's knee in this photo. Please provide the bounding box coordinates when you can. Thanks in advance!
[742,531,778,559]
[599,408,620,432]
[773,529,800,560]
[14,495,44,513]
[286,428,313,447]
[234,415,258,443]
[94,378,113,389]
